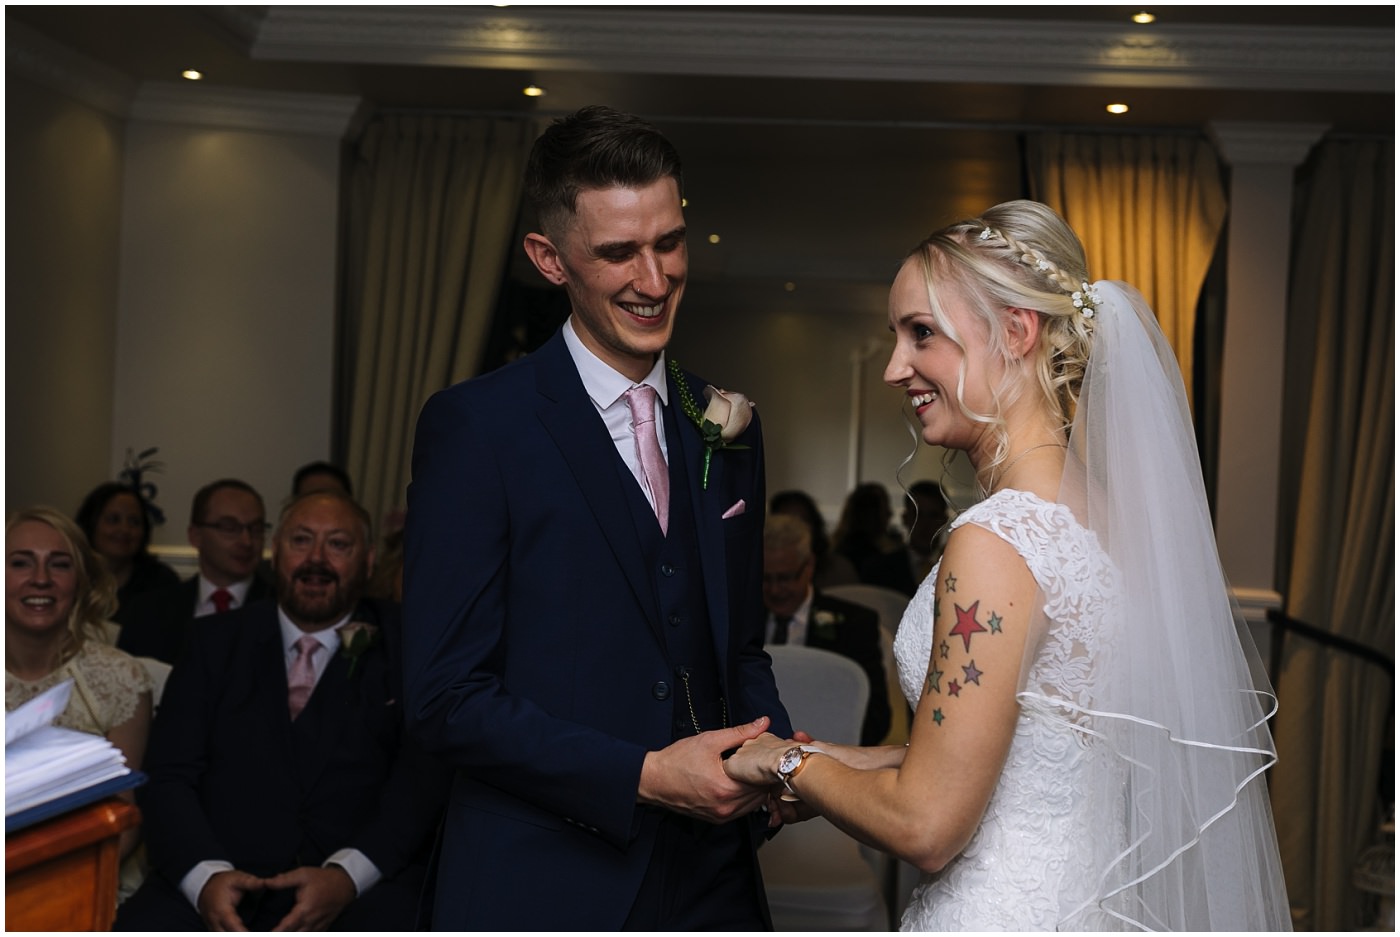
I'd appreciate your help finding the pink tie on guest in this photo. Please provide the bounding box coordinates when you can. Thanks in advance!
[288,635,321,720]
[210,588,233,614]
[625,385,669,535]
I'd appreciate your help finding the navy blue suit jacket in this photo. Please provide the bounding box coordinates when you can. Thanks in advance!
[402,330,790,930]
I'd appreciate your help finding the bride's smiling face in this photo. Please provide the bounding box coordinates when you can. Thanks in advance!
[883,258,998,454]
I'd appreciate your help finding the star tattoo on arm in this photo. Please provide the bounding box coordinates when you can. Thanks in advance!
[949,600,988,652]
[925,665,944,696]
[962,660,983,685]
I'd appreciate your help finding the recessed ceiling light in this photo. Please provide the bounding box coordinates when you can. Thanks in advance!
[1106,103,1130,115]
[707,234,721,245]
[181,69,204,81]
[522,85,546,98]
[1132,11,1155,24]
[784,282,798,293]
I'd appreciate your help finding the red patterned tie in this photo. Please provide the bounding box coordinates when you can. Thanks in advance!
[210,588,233,614]
[287,635,320,720]
[625,385,669,535]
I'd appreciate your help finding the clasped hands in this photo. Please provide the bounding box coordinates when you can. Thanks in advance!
[198,864,355,932]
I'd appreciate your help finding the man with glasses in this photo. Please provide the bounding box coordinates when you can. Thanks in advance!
[763,513,890,745]
[117,478,272,664]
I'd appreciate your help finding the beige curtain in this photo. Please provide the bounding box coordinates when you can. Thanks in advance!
[1271,139,1394,931]
[340,115,535,533]
[1027,133,1228,406]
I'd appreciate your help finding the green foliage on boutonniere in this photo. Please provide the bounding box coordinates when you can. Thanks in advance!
[812,609,844,641]
[669,359,755,489]
[339,620,379,678]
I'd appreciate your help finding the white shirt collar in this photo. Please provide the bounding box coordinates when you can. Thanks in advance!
[276,606,351,655]
[198,575,253,607]
[563,316,670,410]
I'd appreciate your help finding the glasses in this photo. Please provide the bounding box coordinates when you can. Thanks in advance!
[196,519,269,539]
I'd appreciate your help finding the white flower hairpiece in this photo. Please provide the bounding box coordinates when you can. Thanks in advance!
[1071,282,1102,319]
[978,227,992,240]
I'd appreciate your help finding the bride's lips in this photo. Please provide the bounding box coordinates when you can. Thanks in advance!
[910,389,938,414]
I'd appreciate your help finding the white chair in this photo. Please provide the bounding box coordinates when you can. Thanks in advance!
[824,584,924,925]
[762,645,888,931]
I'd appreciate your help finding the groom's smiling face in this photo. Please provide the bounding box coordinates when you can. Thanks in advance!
[529,177,688,383]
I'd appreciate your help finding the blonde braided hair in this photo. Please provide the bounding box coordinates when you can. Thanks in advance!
[905,200,1097,479]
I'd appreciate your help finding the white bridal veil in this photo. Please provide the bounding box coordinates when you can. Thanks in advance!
[1024,281,1292,930]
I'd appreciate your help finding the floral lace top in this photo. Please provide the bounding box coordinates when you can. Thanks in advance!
[892,488,1125,931]
[6,639,152,736]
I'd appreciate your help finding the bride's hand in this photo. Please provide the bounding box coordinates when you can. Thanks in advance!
[722,733,792,787]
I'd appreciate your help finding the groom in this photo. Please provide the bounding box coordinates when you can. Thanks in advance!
[403,105,792,930]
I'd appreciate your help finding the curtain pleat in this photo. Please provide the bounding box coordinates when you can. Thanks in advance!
[1027,133,1227,406]
[1271,139,1394,931]
[340,115,534,532]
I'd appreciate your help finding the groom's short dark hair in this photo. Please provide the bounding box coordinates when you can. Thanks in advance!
[524,104,684,239]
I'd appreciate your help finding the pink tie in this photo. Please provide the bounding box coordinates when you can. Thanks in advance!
[625,385,669,535]
[210,588,232,614]
[288,635,321,720]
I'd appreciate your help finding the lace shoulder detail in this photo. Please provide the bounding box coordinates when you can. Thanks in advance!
[5,641,151,735]
[893,489,1119,711]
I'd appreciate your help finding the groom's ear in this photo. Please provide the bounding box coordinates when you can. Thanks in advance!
[523,233,568,286]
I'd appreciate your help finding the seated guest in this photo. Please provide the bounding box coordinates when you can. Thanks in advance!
[76,482,178,616]
[291,460,353,498]
[763,514,891,746]
[769,489,858,589]
[115,490,449,932]
[832,482,918,596]
[116,480,272,665]
[902,479,951,586]
[6,506,152,867]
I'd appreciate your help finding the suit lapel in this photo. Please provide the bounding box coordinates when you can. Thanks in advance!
[667,368,733,693]
[533,332,660,626]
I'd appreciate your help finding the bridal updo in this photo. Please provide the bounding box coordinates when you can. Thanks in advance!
[905,200,1096,472]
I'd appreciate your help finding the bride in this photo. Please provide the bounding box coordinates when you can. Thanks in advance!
[727,200,1291,930]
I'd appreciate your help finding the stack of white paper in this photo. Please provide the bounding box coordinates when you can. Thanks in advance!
[6,680,130,816]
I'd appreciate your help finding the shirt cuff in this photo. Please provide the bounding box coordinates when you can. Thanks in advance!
[181,860,235,909]
[325,848,381,896]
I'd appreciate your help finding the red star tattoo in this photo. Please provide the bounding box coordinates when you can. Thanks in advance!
[947,679,962,697]
[962,660,983,685]
[950,600,988,652]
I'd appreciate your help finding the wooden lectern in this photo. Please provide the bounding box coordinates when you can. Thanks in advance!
[6,797,139,931]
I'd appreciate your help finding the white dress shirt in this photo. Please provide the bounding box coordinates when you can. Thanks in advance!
[562,316,670,513]
[767,588,815,645]
[194,576,255,618]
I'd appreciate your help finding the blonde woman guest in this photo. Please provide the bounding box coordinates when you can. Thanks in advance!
[725,201,1290,930]
[7,506,153,870]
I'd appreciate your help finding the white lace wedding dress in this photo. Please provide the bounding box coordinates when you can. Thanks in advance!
[892,488,1125,931]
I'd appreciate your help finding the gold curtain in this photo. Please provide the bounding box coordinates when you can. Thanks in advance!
[340,115,535,533]
[1272,139,1394,931]
[1027,133,1227,405]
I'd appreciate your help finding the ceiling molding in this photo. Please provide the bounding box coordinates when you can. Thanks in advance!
[129,82,363,137]
[5,19,138,118]
[246,7,1393,93]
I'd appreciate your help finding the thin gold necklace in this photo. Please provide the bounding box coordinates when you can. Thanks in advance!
[987,442,1065,492]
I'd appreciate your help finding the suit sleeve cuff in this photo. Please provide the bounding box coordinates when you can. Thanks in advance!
[325,848,381,896]
[181,860,235,909]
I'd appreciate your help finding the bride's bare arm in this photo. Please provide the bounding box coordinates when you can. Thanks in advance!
[728,524,1035,874]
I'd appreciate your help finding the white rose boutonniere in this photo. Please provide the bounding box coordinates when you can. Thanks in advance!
[812,609,844,641]
[669,359,754,489]
[339,620,380,678]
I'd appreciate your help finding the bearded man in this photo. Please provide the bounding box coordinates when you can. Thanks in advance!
[115,490,448,932]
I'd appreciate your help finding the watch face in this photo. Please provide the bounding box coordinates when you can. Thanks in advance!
[778,747,803,777]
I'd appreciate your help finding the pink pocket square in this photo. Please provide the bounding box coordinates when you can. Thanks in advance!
[722,499,746,519]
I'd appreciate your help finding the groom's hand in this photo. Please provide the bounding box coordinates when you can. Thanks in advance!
[638,716,775,823]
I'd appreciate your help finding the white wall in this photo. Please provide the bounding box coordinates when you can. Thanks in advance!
[110,104,350,547]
